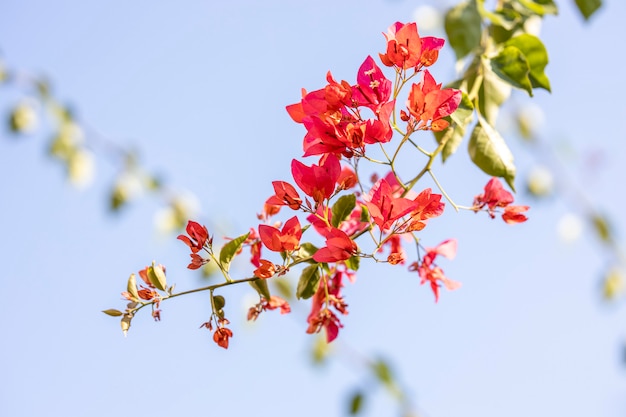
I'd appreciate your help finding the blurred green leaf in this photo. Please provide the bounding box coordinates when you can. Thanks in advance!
[575,0,601,20]
[445,1,482,60]
[591,214,612,243]
[348,391,365,415]
[468,115,516,190]
[372,359,394,387]
[296,264,321,300]
[102,309,123,317]
[516,0,558,16]
[477,58,512,125]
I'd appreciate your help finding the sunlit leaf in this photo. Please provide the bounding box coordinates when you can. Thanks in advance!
[219,232,250,272]
[147,262,167,291]
[294,242,319,263]
[505,34,550,92]
[516,0,558,16]
[126,273,139,301]
[490,46,533,96]
[468,115,516,190]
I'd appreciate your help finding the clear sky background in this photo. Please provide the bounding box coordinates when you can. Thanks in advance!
[1,1,626,416]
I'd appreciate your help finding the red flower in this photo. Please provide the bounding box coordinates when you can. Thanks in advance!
[266,181,302,210]
[313,228,358,263]
[404,188,445,232]
[502,205,530,224]
[419,37,445,67]
[177,220,210,253]
[411,239,461,302]
[213,327,233,349]
[258,216,302,252]
[365,178,419,231]
[187,253,207,270]
[379,22,423,69]
[306,272,348,343]
[253,259,276,279]
[337,166,358,190]
[473,177,529,224]
[247,295,291,321]
[291,154,341,205]
[407,70,461,131]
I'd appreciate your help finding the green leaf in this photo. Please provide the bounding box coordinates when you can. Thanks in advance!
[468,115,516,190]
[331,194,356,228]
[575,0,601,20]
[126,273,140,301]
[490,46,533,96]
[477,0,516,30]
[505,34,550,92]
[294,242,319,263]
[359,204,370,223]
[219,232,250,272]
[296,264,321,300]
[344,255,360,272]
[477,57,512,125]
[102,309,123,317]
[348,391,365,415]
[372,359,394,387]
[436,92,475,162]
[249,278,271,301]
[591,214,612,243]
[147,262,167,291]
[444,1,482,60]
[517,0,558,16]
[212,294,226,311]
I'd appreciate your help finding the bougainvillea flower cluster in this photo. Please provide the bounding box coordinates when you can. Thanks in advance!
[108,21,529,349]
[473,177,529,224]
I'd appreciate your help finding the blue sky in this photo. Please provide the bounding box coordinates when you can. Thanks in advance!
[1,1,626,416]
